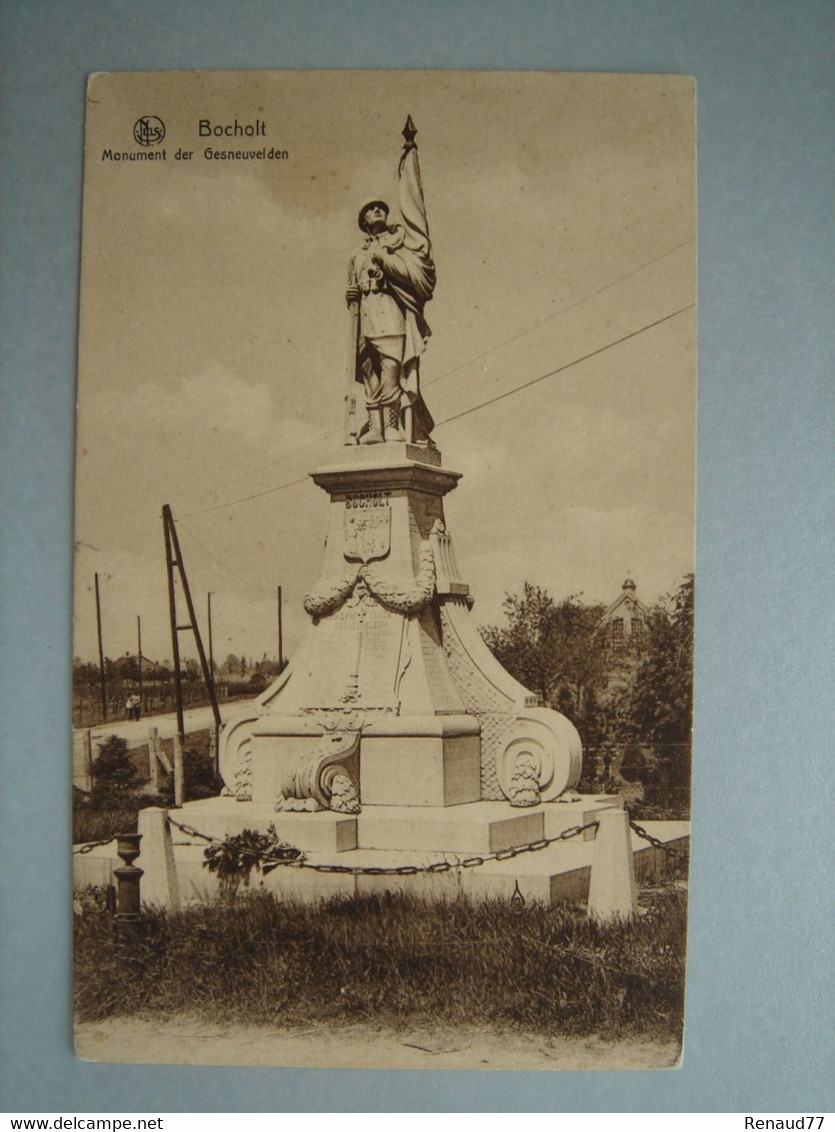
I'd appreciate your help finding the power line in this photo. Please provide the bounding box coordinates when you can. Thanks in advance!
[181,301,694,517]
[176,429,341,508]
[172,238,693,513]
[424,237,695,388]
[434,302,695,430]
[180,474,310,519]
[174,516,265,591]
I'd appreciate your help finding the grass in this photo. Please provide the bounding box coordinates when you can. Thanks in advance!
[73,802,140,844]
[74,883,687,1043]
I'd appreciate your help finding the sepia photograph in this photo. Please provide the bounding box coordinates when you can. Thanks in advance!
[71,69,696,1071]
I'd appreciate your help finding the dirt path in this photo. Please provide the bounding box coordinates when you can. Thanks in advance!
[77,703,228,749]
[76,1014,680,1071]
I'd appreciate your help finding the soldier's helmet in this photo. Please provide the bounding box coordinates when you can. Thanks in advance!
[358,200,390,232]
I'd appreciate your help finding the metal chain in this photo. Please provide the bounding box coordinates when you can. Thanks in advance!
[167,814,599,877]
[628,817,684,858]
[73,837,119,855]
[166,817,221,843]
[290,820,598,876]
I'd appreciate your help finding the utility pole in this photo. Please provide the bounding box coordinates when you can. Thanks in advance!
[207,592,215,690]
[277,585,284,671]
[136,615,143,705]
[163,512,185,742]
[207,590,220,774]
[162,505,222,748]
[95,572,107,721]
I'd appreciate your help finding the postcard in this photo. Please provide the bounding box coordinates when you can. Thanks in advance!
[73,69,696,1070]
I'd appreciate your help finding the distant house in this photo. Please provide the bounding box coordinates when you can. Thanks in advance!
[112,653,168,680]
[600,577,649,654]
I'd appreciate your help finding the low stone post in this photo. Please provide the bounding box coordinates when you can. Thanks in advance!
[136,807,181,910]
[113,833,143,922]
[587,807,637,923]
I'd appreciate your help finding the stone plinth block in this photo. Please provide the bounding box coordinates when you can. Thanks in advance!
[357,801,543,853]
[539,795,622,840]
[360,715,480,806]
[167,797,358,854]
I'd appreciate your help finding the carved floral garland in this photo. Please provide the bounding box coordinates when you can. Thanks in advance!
[303,570,359,618]
[303,543,436,619]
[362,543,435,614]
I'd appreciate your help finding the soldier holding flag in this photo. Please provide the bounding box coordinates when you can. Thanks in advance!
[345,118,436,446]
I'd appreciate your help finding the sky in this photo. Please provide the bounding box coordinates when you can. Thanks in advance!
[73,70,696,666]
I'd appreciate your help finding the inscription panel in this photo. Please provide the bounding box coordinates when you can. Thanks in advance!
[356,602,403,708]
[301,602,359,707]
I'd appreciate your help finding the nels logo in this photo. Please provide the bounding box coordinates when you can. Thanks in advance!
[133,116,166,147]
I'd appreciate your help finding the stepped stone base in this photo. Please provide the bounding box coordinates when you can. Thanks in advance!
[75,799,689,910]
[67,794,689,910]
[157,793,622,854]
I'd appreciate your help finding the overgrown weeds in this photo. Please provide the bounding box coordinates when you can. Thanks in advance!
[74,886,686,1042]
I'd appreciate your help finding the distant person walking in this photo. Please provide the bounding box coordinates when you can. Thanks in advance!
[126,693,141,721]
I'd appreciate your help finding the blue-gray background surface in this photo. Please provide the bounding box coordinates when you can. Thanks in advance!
[0,0,832,1113]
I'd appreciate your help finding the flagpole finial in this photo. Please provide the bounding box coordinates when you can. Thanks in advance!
[402,115,417,147]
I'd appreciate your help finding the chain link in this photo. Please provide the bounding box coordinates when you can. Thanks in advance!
[166,817,220,843]
[628,818,677,854]
[73,837,118,855]
[291,820,599,877]
[628,816,688,874]
[156,812,601,878]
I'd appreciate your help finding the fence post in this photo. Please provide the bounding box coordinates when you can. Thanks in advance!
[83,729,93,791]
[173,732,184,807]
[587,806,637,923]
[148,726,160,792]
[209,727,218,781]
[73,729,94,793]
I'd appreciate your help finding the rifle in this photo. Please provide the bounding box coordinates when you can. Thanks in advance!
[344,299,360,443]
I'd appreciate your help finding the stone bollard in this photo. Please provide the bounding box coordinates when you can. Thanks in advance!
[113,833,143,922]
[136,807,181,910]
[587,806,637,923]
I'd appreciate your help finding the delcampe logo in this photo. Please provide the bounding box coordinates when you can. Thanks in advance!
[133,116,166,147]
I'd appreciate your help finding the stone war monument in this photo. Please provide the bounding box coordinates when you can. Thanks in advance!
[221,118,581,816]
[139,119,639,908]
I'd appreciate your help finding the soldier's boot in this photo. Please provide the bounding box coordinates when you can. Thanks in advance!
[360,408,384,445]
[385,404,402,440]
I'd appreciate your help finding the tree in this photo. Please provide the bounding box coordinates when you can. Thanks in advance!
[184,744,220,800]
[481,583,608,717]
[625,575,694,808]
[90,733,142,805]
[628,576,693,750]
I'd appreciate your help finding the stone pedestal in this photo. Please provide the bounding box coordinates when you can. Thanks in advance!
[219,440,582,815]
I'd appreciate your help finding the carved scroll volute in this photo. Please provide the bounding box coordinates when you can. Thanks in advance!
[276,729,361,814]
[497,707,583,808]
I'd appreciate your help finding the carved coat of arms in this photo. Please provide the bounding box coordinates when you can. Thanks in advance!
[343,504,391,563]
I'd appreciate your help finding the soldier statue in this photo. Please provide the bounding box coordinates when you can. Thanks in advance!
[345,119,436,446]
